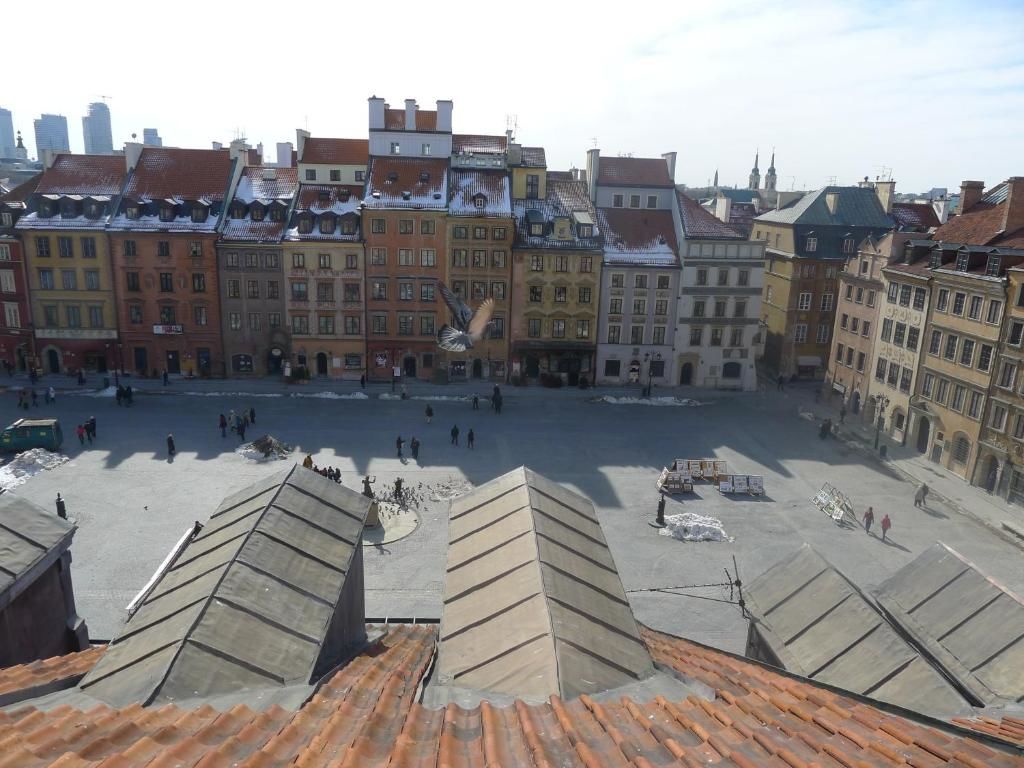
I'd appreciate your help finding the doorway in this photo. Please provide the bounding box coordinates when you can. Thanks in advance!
[981,455,999,493]
[403,355,417,378]
[916,418,930,453]
[628,360,641,383]
[268,349,283,374]
[525,355,539,378]
[134,347,148,376]
[472,358,483,379]
[166,350,181,375]
[316,352,329,376]
[851,391,861,415]
[680,362,693,385]
[47,349,60,374]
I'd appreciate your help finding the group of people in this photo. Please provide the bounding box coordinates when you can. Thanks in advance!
[220,407,257,439]
[114,385,135,406]
[395,435,421,460]
[75,417,98,446]
[16,386,57,410]
[301,454,344,483]
[861,484,928,542]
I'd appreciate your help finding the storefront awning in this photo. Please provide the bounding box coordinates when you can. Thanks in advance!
[797,356,822,367]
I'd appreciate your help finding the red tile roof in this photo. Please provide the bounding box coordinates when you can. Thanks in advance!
[34,155,126,196]
[677,189,746,240]
[0,625,1020,766]
[598,208,679,262]
[385,107,438,131]
[0,172,41,205]
[953,715,1024,747]
[124,146,232,201]
[892,202,940,230]
[0,646,104,701]
[300,138,369,165]
[453,134,507,154]
[363,157,448,209]
[597,156,673,188]
[932,182,1024,247]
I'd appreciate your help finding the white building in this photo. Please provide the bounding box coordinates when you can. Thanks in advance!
[673,190,765,390]
[82,102,113,155]
[367,97,453,158]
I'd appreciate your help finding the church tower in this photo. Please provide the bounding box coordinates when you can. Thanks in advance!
[713,168,719,189]
[748,150,760,190]
[764,150,777,192]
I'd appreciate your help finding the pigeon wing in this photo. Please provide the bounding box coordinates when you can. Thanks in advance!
[438,324,471,352]
[438,281,473,330]
[468,298,495,340]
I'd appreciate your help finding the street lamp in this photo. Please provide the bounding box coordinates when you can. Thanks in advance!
[873,393,891,449]
[643,351,662,397]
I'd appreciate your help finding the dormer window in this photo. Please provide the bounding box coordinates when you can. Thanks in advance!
[86,203,101,219]
[230,202,246,219]
[986,255,1001,276]
[319,215,335,234]
[39,201,54,218]
[250,204,265,222]
[577,224,593,238]
[269,207,283,222]
[338,189,351,203]
[473,194,487,209]
[419,171,430,183]
[387,172,399,184]
[421,144,432,156]
[530,223,543,236]
[126,205,140,219]
[401,191,412,201]
[841,237,855,254]
[298,215,312,235]
[191,207,208,223]
[929,252,941,268]
[159,206,175,222]
[390,142,401,155]
[805,236,818,252]
[60,201,77,218]
[341,216,357,235]
[955,252,969,271]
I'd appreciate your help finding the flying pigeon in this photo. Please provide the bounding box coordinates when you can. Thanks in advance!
[437,281,495,352]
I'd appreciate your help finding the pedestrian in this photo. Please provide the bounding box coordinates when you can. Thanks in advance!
[76,424,85,446]
[914,483,928,508]
[31,389,37,407]
[238,420,246,441]
[228,410,236,433]
[243,412,250,429]
[115,386,123,407]
[77,369,85,386]
[49,386,56,404]
[88,416,97,440]
[492,385,500,410]
[881,513,892,542]
[494,393,502,414]
[249,406,256,425]
[362,474,376,498]
[43,387,50,405]
[360,374,366,389]
[467,428,475,449]
[839,405,846,424]
[163,369,169,386]
[167,433,176,458]
[862,506,874,534]
[656,494,666,526]
[55,493,67,520]
[396,434,404,458]
[472,394,479,410]
[777,374,785,391]
[401,384,408,400]
[125,386,133,406]
[219,413,227,437]
[411,436,420,461]
[303,454,314,469]
[450,424,459,446]
[394,476,404,502]
[425,405,433,424]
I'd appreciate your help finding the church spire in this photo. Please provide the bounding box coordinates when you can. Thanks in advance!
[713,168,719,188]
[748,148,761,190]
[765,148,777,192]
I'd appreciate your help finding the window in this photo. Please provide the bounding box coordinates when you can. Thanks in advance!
[155,272,173,292]
[716,269,729,287]
[398,249,415,266]
[929,329,941,355]
[820,293,834,311]
[396,219,414,236]
[530,255,544,271]
[268,312,281,328]
[579,286,591,304]
[887,361,899,387]
[710,328,723,346]
[656,299,668,316]
[345,316,360,335]
[421,283,436,301]
[390,142,400,155]
[899,285,912,307]
[612,194,624,208]
[837,343,845,364]
[291,281,308,301]
[65,305,81,327]
[251,313,264,332]
[248,280,261,299]
[887,282,899,303]
[841,314,850,330]
[845,284,854,301]
[922,373,935,398]
[84,270,100,290]
[999,361,1017,390]
[314,253,330,270]
[372,315,387,334]
[292,315,309,334]
[851,318,859,333]
[528,319,542,338]
[227,279,240,298]
[943,334,958,360]
[292,252,306,268]
[526,174,539,199]
[421,315,436,335]
[157,241,171,258]
[318,315,334,335]
[194,306,207,326]
[577,319,590,339]
[452,280,466,298]
[952,292,966,315]
[967,295,983,320]
[646,195,658,209]
[805,236,817,252]
[936,379,949,404]
[187,272,205,293]
[990,404,1008,431]
[45,305,61,326]
[420,249,437,267]
[35,237,51,258]
[981,347,994,373]
[912,287,926,311]
[343,253,358,270]
[529,286,543,303]
[987,300,1003,325]
[573,256,592,275]
[611,273,624,288]
[472,281,487,300]
[79,237,97,259]
[959,339,975,366]
[968,391,984,419]
[1010,321,1024,346]
[712,299,726,318]
[856,352,865,372]
[846,347,855,366]
[87,306,103,328]
[862,320,871,338]
[399,282,414,301]
[229,312,241,330]
[797,292,811,310]
[470,250,485,268]
[893,322,906,346]
[696,269,708,286]
[555,255,569,272]
[867,290,876,307]
[629,194,641,208]
[816,324,830,343]
[906,326,919,350]
[419,219,435,235]
[794,323,808,343]
[936,288,949,312]
[305,169,316,181]
[371,218,386,234]
[689,327,703,346]
[855,287,864,304]
[552,319,566,338]
[951,384,967,412]
[630,325,644,344]
[372,281,387,300]
[607,325,621,343]
[56,236,73,258]
[0,271,14,294]
[317,282,334,302]
[469,226,486,240]
[244,252,258,269]
[267,281,279,299]
[728,327,742,347]
[842,238,855,254]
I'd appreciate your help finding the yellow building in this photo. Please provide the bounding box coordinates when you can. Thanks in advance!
[16,155,125,374]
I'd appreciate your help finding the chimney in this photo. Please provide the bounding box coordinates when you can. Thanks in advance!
[959,180,985,214]
[229,139,250,167]
[295,129,310,162]
[124,142,143,172]
[932,196,949,225]
[714,195,732,224]
[436,100,453,133]
[874,180,895,214]
[505,128,513,145]
[586,148,600,202]
[367,96,386,130]
[43,149,59,169]
[508,142,522,166]
[661,152,677,181]
[1004,177,1024,235]
[825,191,840,215]
[404,99,417,130]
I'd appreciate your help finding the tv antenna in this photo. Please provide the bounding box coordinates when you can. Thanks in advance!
[874,165,893,181]
[626,555,747,617]
[505,114,518,139]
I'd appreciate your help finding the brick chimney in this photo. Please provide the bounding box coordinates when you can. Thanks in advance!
[404,99,417,131]
[1003,177,1024,235]
[959,180,985,214]
[874,180,895,214]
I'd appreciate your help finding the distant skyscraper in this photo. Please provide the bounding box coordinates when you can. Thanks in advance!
[82,102,114,155]
[143,128,162,147]
[0,108,15,159]
[33,114,70,158]
[276,141,294,167]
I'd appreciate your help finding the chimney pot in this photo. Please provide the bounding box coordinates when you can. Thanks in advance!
[586,148,600,203]
[958,180,985,214]
[405,99,417,131]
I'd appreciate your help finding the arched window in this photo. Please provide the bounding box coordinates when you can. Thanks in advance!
[952,434,971,464]
[723,361,742,378]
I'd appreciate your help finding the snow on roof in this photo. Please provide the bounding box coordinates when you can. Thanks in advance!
[284,184,362,242]
[448,170,511,218]
[363,158,448,210]
[598,208,678,265]
[512,177,603,251]
[233,167,299,204]
[453,134,507,155]
[35,155,127,196]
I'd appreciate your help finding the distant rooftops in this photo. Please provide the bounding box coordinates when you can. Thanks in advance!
[597,156,674,188]
[299,138,369,166]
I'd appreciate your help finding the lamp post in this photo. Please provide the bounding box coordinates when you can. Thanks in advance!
[873,393,891,450]
[643,351,661,398]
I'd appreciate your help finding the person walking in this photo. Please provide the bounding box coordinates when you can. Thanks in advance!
[49,386,56,404]
[219,413,227,437]
[450,424,459,446]
[228,409,236,433]
[88,416,97,440]
[394,477,404,503]
[494,393,503,414]
[777,374,785,392]
[656,494,666,526]
[249,406,256,425]
[360,374,366,390]
[467,428,475,449]
[163,369,169,386]
[410,436,420,461]
[839,405,847,424]
[76,424,86,446]
[238,419,246,441]
[115,386,123,407]
[167,433,176,458]
[396,435,405,458]
[862,506,874,534]
[55,493,67,520]
[303,454,314,469]
[425,405,433,424]
[31,389,37,407]
[881,513,892,542]
[914,483,929,508]
[472,394,479,410]
[125,386,133,406]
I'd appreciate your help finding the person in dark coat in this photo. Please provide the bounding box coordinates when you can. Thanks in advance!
[362,475,375,498]
[410,436,420,461]
[360,374,366,389]
[494,393,503,414]
[31,389,37,407]
[167,433,176,457]
[425,405,433,424]
[219,413,227,437]
[450,424,459,445]
[115,387,123,406]
[396,435,404,458]
[862,506,874,534]
[472,395,479,410]
[125,386,133,406]
[88,416,97,439]
[55,493,67,520]
[393,477,404,502]
[656,494,666,526]
[467,429,475,449]
[249,406,256,424]
[163,369,169,386]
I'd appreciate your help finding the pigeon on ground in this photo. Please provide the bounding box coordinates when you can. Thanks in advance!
[436,281,495,352]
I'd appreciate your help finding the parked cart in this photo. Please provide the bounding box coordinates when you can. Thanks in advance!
[718,473,766,496]
[812,482,855,525]
[657,463,694,495]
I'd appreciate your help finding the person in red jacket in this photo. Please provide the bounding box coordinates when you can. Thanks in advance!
[881,513,892,542]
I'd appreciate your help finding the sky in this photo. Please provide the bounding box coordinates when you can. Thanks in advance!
[3,0,1022,194]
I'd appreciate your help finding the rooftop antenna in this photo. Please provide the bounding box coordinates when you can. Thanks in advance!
[874,164,893,181]
[505,113,517,140]
[826,175,838,186]
[590,137,599,148]
[627,555,747,618]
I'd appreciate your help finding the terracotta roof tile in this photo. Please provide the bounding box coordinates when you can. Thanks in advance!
[953,716,1024,747]
[0,647,104,701]
[299,138,369,165]
[931,181,1024,247]
[363,157,448,210]
[892,202,940,230]
[597,156,673,188]
[597,208,678,264]
[33,155,127,196]
[124,146,232,202]
[0,173,42,206]
[677,189,745,240]
[385,108,437,132]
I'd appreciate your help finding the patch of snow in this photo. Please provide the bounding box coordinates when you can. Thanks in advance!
[379,393,484,402]
[181,391,283,398]
[592,396,707,407]
[73,386,117,397]
[0,449,70,493]
[428,479,474,502]
[289,391,368,400]
[659,512,733,543]
[235,435,292,462]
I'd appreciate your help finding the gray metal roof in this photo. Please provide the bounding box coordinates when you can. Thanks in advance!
[0,495,75,610]
[432,466,654,703]
[745,545,970,718]
[754,185,895,228]
[874,542,1024,707]
[78,466,370,707]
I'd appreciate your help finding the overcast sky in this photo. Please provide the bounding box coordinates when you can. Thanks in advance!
[4,1,1022,194]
